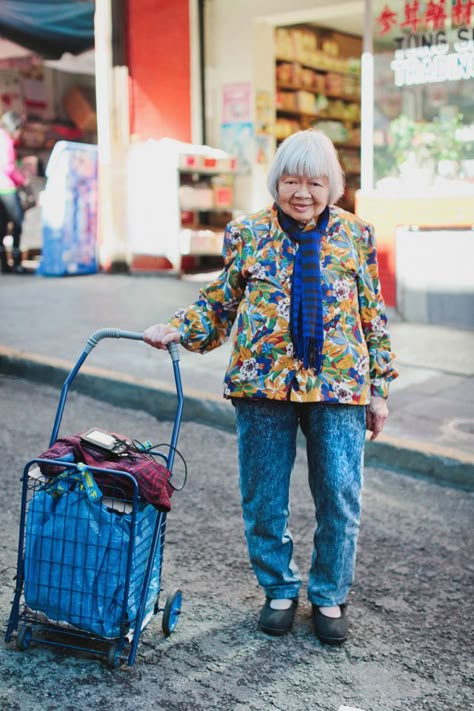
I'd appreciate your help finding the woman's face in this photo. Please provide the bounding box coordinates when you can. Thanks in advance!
[277,175,330,225]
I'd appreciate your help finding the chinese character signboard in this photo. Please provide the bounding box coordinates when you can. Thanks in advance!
[375,0,474,85]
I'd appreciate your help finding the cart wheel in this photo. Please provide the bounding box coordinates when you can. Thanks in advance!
[107,643,121,669]
[162,589,182,637]
[16,625,32,651]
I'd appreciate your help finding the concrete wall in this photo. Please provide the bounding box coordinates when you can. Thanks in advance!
[396,228,474,330]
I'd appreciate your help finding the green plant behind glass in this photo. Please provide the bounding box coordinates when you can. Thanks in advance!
[374,114,468,182]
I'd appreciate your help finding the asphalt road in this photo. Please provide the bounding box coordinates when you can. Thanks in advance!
[0,374,473,711]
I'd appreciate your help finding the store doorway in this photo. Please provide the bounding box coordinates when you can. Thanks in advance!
[0,38,96,270]
[253,3,365,213]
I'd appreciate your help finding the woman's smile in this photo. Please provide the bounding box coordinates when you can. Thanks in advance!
[278,175,330,223]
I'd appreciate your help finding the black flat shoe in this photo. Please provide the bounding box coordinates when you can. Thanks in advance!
[259,598,298,636]
[312,604,348,645]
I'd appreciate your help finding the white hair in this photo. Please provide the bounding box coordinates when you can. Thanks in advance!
[267,129,345,205]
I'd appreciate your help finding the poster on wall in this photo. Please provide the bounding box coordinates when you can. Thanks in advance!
[255,133,273,165]
[255,89,273,128]
[255,90,274,165]
[222,82,252,123]
[0,69,23,114]
[221,122,253,175]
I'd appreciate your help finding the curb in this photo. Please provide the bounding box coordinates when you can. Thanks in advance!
[0,344,236,429]
[1,347,473,491]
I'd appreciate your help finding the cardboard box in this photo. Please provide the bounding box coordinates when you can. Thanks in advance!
[63,86,97,133]
[213,185,233,208]
[179,153,204,170]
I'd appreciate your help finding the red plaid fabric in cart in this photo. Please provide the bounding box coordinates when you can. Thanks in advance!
[38,434,174,512]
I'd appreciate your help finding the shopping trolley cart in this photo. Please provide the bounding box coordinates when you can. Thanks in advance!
[5,329,184,668]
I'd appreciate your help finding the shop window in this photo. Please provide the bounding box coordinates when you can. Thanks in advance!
[373,0,474,189]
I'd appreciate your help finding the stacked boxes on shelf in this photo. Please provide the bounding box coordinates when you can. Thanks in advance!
[178,153,236,173]
[63,86,97,133]
[275,27,361,77]
[275,25,362,210]
[178,152,236,260]
[275,27,361,119]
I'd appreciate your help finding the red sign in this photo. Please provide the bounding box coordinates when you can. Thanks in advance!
[376,0,473,34]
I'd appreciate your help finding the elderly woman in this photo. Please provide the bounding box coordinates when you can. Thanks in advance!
[144,129,398,644]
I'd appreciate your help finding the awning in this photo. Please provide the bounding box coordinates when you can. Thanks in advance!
[0,1,95,59]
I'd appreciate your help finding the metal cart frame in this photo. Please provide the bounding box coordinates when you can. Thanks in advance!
[5,329,184,667]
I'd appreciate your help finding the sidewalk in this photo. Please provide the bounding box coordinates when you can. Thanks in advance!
[0,271,473,488]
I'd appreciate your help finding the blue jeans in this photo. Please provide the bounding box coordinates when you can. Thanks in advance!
[234,399,366,607]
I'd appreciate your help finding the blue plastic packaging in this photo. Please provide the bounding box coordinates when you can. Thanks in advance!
[38,141,98,276]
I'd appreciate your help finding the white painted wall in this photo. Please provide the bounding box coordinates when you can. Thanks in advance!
[396,228,474,328]
[204,0,364,212]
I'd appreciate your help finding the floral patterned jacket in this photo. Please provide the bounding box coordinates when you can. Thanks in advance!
[169,204,398,404]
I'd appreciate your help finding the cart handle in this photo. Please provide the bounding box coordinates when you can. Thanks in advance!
[84,328,179,363]
[49,329,183,472]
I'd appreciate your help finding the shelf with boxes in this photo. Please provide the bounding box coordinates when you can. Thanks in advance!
[275,52,362,143]
[276,114,361,151]
[274,26,362,211]
[277,82,360,104]
[276,61,361,97]
[7,84,97,182]
[178,153,236,259]
[274,25,362,76]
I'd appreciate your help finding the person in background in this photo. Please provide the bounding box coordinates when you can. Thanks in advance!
[144,129,398,645]
[0,110,26,274]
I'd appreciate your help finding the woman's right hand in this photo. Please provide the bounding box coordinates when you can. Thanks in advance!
[143,324,181,350]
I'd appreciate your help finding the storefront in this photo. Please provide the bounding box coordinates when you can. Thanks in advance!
[0,39,97,266]
[2,0,472,325]
[0,0,197,275]
[0,0,97,273]
[356,0,474,324]
[200,0,473,325]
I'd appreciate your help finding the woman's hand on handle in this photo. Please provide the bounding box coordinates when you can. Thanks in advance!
[143,324,181,350]
[366,396,389,441]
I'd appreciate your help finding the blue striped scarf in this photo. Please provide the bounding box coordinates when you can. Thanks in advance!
[278,205,329,373]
